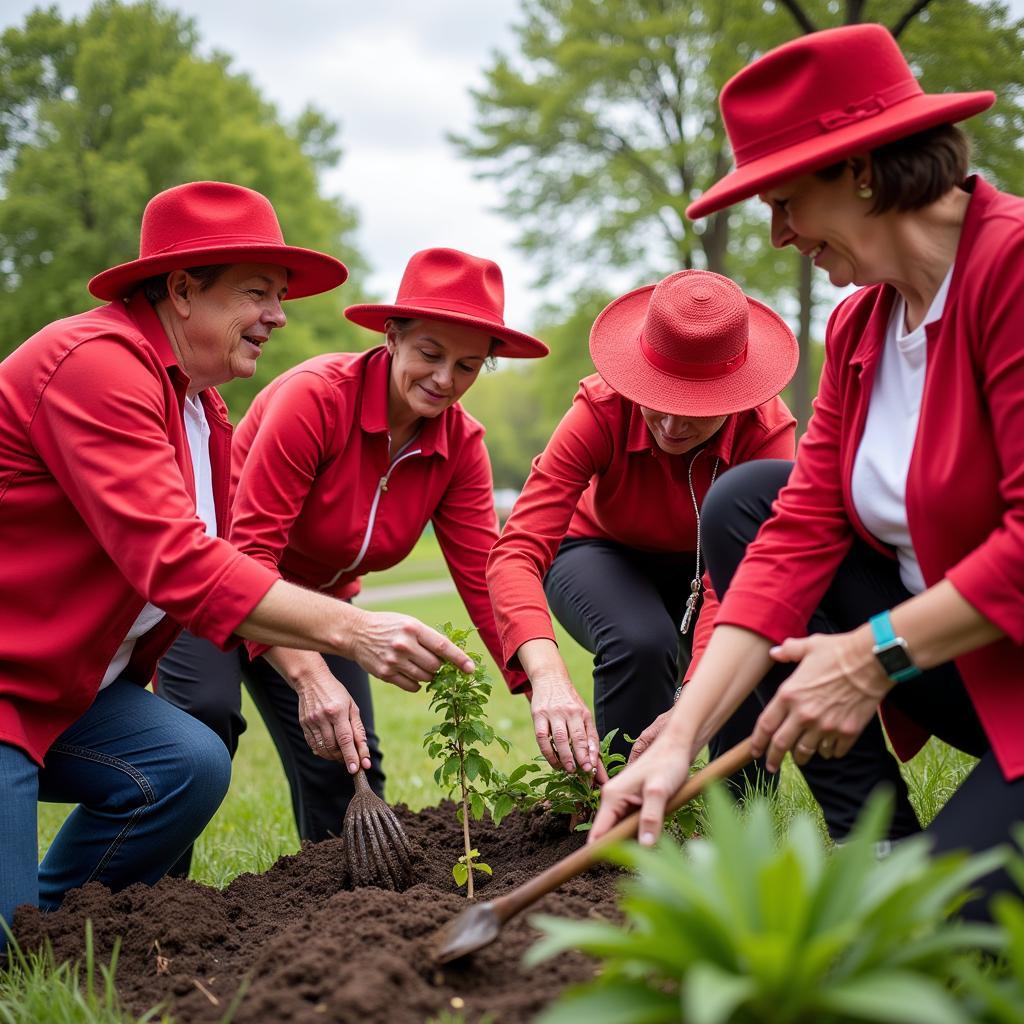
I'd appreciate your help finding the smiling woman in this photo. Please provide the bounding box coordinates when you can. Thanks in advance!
[155,246,549,870]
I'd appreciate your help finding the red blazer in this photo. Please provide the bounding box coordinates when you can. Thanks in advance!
[487,373,796,673]
[718,177,1024,779]
[229,347,528,691]
[0,294,278,765]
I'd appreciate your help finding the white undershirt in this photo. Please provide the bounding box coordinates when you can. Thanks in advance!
[100,394,217,688]
[851,264,954,595]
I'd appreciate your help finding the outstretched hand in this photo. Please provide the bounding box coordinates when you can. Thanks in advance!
[349,610,475,691]
[530,676,608,782]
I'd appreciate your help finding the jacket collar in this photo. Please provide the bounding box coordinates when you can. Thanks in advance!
[123,291,229,422]
[358,345,449,458]
[849,174,990,370]
[626,398,739,466]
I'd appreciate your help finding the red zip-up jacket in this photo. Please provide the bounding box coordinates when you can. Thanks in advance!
[0,293,279,765]
[717,177,1024,780]
[487,373,796,674]
[229,347,529,691]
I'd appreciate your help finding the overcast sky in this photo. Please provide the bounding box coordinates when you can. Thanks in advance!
[3,0,1023,330]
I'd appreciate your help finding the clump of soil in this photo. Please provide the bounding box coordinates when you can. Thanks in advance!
[13,804,624,1023]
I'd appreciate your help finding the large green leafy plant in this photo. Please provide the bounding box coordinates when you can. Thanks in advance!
[528,788,1005,1024]
[423,624,509,897]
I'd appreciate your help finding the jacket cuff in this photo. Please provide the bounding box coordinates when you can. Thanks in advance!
[189,555,279,650]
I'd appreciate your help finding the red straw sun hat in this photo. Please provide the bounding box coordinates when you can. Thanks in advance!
[89,181,349,301]
[686,23,995,220]
[589,270,797,417]
[344,247,548,359]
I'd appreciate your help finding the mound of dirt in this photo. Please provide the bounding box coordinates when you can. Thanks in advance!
[13,804,624,1023]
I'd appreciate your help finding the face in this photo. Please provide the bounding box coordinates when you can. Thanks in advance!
[759,163,877,288]
[639,407,727,455]
[386,318,491,422]
[165,263,288,392]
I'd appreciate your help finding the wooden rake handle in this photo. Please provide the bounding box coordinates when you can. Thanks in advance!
[491,737,753,923]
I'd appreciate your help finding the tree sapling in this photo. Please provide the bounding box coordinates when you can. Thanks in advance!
[423,623,510,897]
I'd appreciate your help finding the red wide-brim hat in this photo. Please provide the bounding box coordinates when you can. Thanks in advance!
[590,270,798,417]
[89,181,348,300]
[345,247,548,359]
[687,24,995,220]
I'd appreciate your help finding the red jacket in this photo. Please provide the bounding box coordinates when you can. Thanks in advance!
[717,177,1024,779]
[487,373,796,674]
[0,294,279,765]
[230,347,528,691]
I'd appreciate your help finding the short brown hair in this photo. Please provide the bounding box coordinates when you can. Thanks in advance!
[139,264,228,304]
[815,123,970,214]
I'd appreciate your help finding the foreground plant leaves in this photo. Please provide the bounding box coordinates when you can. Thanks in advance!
[528,788,1006,1024]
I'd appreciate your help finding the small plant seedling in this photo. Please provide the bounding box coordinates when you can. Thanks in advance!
[533,730,628,831]
[485,761,543,826]
[423,623,510,897]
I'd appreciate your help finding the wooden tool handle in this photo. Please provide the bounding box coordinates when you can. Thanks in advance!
[492,738,753,922]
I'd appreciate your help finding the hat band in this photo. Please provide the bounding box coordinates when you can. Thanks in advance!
[733,78,922,166]
[145,231,288,256]
[395,294,505,323]
[639,333,748,380]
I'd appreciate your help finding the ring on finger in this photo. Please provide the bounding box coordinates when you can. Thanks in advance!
[819,738,834,757]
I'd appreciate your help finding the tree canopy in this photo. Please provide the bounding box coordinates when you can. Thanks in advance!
[0,0,370,413]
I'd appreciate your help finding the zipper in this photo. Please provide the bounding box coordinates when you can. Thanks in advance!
[680,448,721,635]
[319,436,422,589]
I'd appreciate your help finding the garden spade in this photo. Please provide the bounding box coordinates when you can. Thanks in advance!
[343,768,414,891]
[432,737,753,963]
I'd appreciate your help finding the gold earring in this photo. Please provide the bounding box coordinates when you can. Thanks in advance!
[857,182,874,200]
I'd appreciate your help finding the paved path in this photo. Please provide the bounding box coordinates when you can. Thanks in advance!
[353,577,456,606]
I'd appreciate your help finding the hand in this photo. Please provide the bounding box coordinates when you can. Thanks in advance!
[295,669,372,773]
[627,709,674,765]
[753,630,894,773]
[348,610,475,691]
[530,676,607,781]
[590,722,694,845]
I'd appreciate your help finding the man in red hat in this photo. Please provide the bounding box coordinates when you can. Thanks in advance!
[593,24,1024,920]
[0,183,474,935]
[155,246,548,865]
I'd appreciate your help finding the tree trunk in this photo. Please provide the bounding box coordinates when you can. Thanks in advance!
[795,255,813,432]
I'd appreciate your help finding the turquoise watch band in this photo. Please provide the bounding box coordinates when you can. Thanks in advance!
[869,610,921,683]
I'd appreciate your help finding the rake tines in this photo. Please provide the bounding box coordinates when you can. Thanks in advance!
[342,769,413,891]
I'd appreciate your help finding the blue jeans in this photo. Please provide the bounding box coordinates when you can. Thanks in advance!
[0,679,231,941]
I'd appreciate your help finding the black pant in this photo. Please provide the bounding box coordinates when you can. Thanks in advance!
[704,460,1024,916]
[544,537,773,793]
[156,630,384,873]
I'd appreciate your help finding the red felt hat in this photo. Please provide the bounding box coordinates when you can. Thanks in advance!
[344,247,548,359]
[589,270,797,417]
[89,181,348,300]
[686,24,995,220]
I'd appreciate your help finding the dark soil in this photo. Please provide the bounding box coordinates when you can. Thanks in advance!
[12,804,624,1023]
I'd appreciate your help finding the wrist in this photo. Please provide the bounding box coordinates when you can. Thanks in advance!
[866,610,921,685]
[841,624,897,697]
[329,601,364,658]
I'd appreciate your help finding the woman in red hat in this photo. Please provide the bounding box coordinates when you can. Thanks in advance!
[156,247,548,862]
[0,183,475,934]
[487,269,800,796]
[593,24,1024,915]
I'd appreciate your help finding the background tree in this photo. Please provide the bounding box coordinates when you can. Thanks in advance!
[457,0,1024,429]
[0,0,370,414]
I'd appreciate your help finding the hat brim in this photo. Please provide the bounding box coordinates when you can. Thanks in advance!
[88,244,349,301]
[686,90,995,220]
[344,303,549,359]
[589,284,798,416]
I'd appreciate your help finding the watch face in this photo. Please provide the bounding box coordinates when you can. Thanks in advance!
[876,641,914,676]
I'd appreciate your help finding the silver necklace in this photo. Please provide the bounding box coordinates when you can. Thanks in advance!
[680,452,721,635]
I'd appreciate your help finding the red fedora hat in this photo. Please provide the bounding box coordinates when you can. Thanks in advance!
[89,181,349,300]
[589,270,797,417]
[344,247,548,359]
[686,24,994,219]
